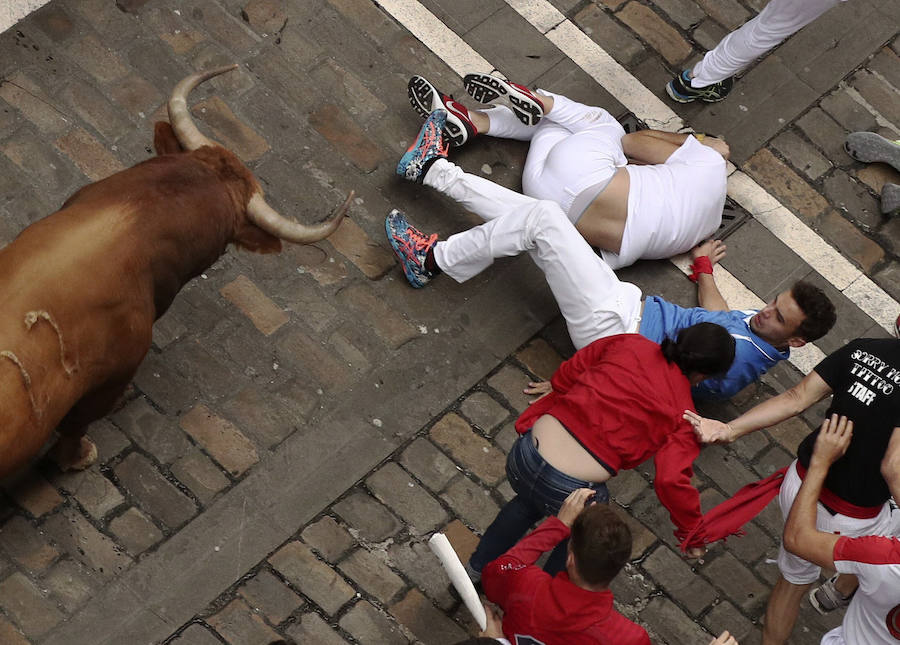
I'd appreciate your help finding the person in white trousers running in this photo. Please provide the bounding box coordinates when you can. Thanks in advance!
[666,0,847,103]
[406,74,730,270]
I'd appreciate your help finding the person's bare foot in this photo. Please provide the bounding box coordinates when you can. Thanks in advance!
[51,435,98,471]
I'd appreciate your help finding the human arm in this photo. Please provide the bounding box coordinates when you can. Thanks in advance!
[653,428,705,556]
[708,631,738,645]
[882,427,900,504]
[684,369,833,444]
[523,380,552,403]
[478,603,506,640]
[782,415,852,568]
[690,240,728,311]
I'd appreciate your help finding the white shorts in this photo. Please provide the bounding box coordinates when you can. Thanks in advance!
[777,460,899,584]
[820,626,844,645]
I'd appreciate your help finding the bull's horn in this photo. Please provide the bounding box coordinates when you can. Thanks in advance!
[168,64,238,150]
[247,190,352,244]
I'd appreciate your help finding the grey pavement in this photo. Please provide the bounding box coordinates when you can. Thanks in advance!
[0,0,897,644]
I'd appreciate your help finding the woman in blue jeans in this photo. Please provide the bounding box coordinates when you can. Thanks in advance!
[467,322,735,579]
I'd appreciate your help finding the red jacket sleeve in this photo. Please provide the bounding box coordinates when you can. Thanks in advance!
[653,425,703,547]
[482,516,570,607]
[550,337,612,393]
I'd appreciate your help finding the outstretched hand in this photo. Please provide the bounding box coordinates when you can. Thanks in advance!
[684,410,734,444]
[810,414,853,468]
[691,239,726,265]
[479,602,504,638]
[709,630,739,645]
[524,380,552,404]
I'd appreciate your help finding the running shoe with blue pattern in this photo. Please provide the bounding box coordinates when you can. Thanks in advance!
[408,75,478,148]
[385,209,438,288]
[666,69,733,103]
[397,109,449,183]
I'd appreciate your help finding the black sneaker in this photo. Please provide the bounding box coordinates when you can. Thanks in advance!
[666,70,733,103]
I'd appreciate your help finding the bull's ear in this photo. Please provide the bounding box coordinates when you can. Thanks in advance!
[233,223,283,254]
[153,122,184,155]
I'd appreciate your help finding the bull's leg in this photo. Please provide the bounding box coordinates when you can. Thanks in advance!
[51,375,133,471]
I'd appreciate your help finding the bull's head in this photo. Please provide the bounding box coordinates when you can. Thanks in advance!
[165,64,352,245]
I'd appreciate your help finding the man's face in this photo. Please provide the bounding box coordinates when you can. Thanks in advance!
[749,289,807,348]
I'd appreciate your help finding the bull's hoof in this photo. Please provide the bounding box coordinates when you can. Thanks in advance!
[51,436,98,472]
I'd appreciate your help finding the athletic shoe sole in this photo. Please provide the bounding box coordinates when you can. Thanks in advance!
[665,80,695,103]
[463,73,543,126]
[844,132,900,173]
[408,76,470,148]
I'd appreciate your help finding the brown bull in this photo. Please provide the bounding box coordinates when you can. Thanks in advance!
[0,65,351,479]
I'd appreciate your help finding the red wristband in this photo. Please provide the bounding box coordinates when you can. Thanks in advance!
[689,255,713,282]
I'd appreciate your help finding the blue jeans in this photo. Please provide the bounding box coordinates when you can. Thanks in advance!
[469,430,609,576]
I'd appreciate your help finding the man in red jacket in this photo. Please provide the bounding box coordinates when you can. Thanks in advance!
[482,488,650,644]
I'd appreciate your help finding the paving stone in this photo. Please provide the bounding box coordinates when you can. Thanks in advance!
[109,507,163,556]
[695,444,760,496]
[66,33,130,83]
[367,463,448,534]
[823,170,883,230]
[703,599,756,642]
[692,18,728,52]
[820,88,878,133]
[494,421,518,454]
[704,551,769,611]
[208,597,281,644]
[241,0,289,33]
[0,516,59,572]
[55,127,126,182]
[142,6,207,54]
[0,572,64,639]
[868,46,900,93]
[610,562,656,607]
[429,413,506,486]
[336,283,417,348]
[3,471,64,518]
[276,326,353,389]
[309,58,388,126]
[652,0,705,29]
[269,541,355,615]
[333,490,401,543]
[617,2,693,65]
[58,78,132,142]
[388,538,456,610]
[694,0,749,29]
[796,106,852,167]
[856,163,900,195]
[753,444,794,478]
[42,558,99,614]
[340,600,408,645]
[111,397,191,465]
[572,4,645,67]
[220,384,300,449]
[327,217,396,280]
[2,131,80,194]
[514,338,564,382]
[390,589,467,644]
[50,468,124,519]
[0,72,71,135]
[723,517,775,564]
[179,404,259,477]
[308,104,382,173]
[851,69,900,127]
[285,612,349,644]
[459,392,509,435]
[33,4,75,41]
[744,148,829,224]
[609,503,657,559]
[816,209,885,273]
[767,416,811,456]
[114,452,197,530]
[442,519,480,567]
[440,476,500,534]
[399,439,459,493]
[640,595,711,645]
[338,548,406,604]
[238,568,304,625]
[873,261,900,302]
[106,73,163,120]
[487,365,533,414]
[42,507,132,580]
[131,351,200,417]
[219,274,290,336]
[169,623,223,645]
[881,217,900,257]
[728,428,770,462]
[301,516,355,563]
[641,545,716,616]
[607,468,650,506]
[170,448,231,506]
[771,131,832,181]
[0,615,30,645]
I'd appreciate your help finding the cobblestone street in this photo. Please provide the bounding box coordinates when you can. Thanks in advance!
[0,0,897,643]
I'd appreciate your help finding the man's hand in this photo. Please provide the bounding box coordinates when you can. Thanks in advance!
[524,380,552,404]
[709,630,738,645]
[699,136,730,160]
[478,603,504,638]
[684,410,734,444]
[810,414,853,469]
[690,239,726,265]
[684,545,707,560]
[557,488,595,527]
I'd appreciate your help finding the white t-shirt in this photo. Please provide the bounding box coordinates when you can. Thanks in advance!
[821,535,900,644]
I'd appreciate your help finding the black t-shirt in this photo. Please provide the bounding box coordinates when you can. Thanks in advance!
[797,338,900,507]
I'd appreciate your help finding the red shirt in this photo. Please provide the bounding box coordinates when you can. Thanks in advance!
[516,334,703,546]
[483,516,650,645]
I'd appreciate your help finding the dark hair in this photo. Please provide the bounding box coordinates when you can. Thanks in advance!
[570,504,632,587]
[661,322,735,378]
[791,281,836,342]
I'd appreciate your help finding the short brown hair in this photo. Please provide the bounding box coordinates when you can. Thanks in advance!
[791,281,836,342]
[570,504,632,587]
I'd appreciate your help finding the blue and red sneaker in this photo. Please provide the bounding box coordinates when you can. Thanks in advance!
[408,75,478,148]
[385,209,438,288]
[397,109,449,183]
[462,72,544,126]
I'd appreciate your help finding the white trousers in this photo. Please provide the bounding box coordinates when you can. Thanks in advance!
[692,0,844,87]
[483,92,627,217]
[426,159,643,351]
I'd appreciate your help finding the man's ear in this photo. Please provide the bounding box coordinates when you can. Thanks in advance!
[787,337,808,349]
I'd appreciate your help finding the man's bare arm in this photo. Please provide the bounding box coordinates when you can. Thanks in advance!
[881,427,900,504]
[691,240,728,311]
